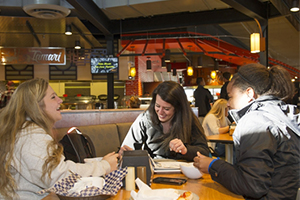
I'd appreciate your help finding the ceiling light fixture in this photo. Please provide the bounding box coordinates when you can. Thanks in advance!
[146,57,152,71]
[250,19,266,53]
[165,49,171,62]
[161,57,166,68]
[172,68,177,76]
[74,40,81,49]
[128,61,136,79]
[187,66,193,76]
[65,24,72,35]
[197,56,203,68]
[167,63,171,72]
[210,70,217,80]
[290,0,299,12]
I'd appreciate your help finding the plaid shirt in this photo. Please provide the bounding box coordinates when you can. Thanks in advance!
[0,89,14,108]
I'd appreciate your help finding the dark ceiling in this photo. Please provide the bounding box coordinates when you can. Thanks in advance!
[0,0,299,75]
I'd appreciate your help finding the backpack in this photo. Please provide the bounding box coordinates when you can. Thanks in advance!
[59,128,96,163]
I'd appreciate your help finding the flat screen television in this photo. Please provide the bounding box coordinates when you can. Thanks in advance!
[91,57,118,74]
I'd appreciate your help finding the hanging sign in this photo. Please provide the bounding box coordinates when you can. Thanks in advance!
[0,47,66,65]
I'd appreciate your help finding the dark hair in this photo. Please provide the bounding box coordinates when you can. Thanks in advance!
[231,63,294,101]
[147,81,205,149]
[196,77,204,85]
[223,72,231,80]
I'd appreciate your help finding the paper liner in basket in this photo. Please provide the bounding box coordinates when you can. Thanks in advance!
[37,167,127,197]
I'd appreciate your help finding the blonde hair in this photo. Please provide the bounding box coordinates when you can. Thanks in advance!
[206,99,228,125]
[129,96,141,108]
[0,78,63,199]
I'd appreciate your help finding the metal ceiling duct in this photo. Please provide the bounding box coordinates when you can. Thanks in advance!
[23,0,70,19]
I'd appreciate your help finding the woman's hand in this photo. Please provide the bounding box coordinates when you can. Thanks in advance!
[118,145,133,157]
[169,138,187,155]
[193,152,214,174]
[103,152,119,172]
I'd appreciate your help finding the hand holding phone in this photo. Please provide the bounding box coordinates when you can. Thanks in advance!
[152,177,187,185]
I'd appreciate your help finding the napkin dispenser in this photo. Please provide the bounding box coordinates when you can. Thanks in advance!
[121,150,153,186]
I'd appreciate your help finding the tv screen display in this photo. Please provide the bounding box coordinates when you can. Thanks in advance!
[91,57,118,74]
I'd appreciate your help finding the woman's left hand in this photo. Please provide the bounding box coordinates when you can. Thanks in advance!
[169,138,187,155]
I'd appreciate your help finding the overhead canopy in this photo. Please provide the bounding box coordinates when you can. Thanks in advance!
[118,31,300,78]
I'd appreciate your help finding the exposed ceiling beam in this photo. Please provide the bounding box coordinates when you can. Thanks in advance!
[270,0,300,31]
[110,8,253,35]
[220,0,268,20]
[66,0,112,36]
[26,20,41,46]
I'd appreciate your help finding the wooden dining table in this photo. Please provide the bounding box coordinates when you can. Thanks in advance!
[43,173,243,200]
[206,133,234,164]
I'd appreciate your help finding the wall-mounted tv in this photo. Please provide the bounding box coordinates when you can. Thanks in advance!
[91,57,118,74]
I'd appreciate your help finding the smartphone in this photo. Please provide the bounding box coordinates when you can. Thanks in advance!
[152,177,187,185]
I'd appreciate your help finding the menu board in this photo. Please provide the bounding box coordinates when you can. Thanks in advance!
[91,57,118,74]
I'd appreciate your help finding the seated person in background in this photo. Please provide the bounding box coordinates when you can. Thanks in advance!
[0,78,119,200]
[129,96,141,108]
[0,81,15,109]
[194,64,300,200]
[202,99,231,157]
[119,81,210,162]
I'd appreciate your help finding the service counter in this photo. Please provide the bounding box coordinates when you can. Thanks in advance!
[55,108,145,128]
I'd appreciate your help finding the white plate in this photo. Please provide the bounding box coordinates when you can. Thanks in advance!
[130,189,199,200]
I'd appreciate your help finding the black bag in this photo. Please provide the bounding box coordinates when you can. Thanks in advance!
[59,129,96,163]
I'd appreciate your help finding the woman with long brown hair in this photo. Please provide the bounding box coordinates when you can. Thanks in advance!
[120,81,209,161]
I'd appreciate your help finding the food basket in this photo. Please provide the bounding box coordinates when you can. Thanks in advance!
[38,167,127,199]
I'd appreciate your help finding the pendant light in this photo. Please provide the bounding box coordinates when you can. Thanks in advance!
[290,0,299,12]
[250,33,260,53]
[165,49,171,63]
[74,40,81,49]
[65,24,72,35]
[187,66,193,76]
[210,70,217,80]
[161,57,166,68]
[128,61,136,79]
[172,68,177,76]
[250,19,266,53]
[167,63,171,72]
[146,57,152,71]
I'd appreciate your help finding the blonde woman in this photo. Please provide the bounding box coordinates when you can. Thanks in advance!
[0,78,119,200]
[202,99,230,157]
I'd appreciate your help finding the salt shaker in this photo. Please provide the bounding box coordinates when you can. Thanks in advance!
[125,167,135,191]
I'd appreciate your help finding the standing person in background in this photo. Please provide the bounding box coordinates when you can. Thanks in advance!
[0,78,119,200]
[202,99,231,157]
[119,81,210,162]
[220,72,231,100]
[194,64,300,200]
[193,77,214,124]
[0,81,15,109]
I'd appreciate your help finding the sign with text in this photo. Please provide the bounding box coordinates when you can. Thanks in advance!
[91,57,118,74]
[0,47,66,65]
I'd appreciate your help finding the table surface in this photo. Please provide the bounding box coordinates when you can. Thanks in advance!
[43,173,243,200]
[206,133,233,143]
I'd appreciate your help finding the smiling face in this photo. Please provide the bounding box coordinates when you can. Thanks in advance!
[227,81,250,110]
[155,94,175,123]
[43,86,63,123]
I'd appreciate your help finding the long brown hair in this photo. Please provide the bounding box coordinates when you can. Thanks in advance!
[0,78,63,199]
[148,81,205,149]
